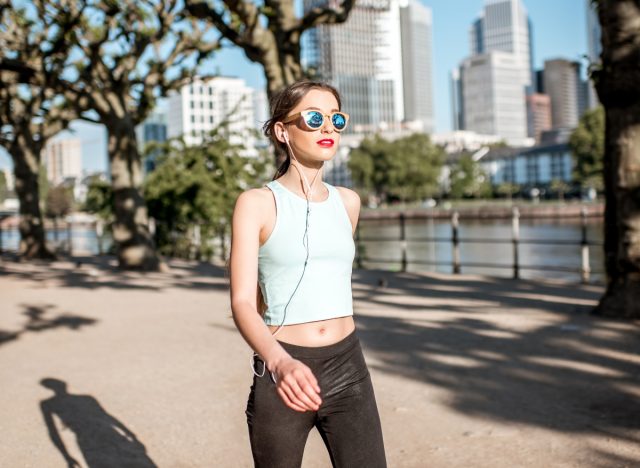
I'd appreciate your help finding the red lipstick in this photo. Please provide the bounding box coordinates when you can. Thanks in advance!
[317,139,335,147]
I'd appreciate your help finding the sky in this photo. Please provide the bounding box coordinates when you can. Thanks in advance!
[0,0,589,174]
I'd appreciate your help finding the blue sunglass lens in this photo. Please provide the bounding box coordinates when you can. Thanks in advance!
[332,113,346,130]
[305,111,324,128]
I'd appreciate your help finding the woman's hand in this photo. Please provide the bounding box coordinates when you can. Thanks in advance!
[271,356,322,412]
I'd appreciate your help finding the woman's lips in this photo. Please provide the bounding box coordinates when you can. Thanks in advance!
[317,139,335,147]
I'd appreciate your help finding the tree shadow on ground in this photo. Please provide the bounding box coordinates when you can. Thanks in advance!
[40,378,157,467]
[0,304,97,347]
[351,269,640,465]
[0,253,229,292]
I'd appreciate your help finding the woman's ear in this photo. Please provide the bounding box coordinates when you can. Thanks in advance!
[274,122,287,144]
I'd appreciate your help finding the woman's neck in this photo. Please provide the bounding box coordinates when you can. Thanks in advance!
[279,164,325,199]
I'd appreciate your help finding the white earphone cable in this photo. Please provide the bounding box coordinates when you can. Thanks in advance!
[250,133,321,380]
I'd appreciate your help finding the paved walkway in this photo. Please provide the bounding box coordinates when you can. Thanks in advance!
[0,255,638,468]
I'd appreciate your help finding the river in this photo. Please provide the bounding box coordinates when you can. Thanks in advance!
[1,217,605,284]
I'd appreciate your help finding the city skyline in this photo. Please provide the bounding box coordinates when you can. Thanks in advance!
[0,0,589,173]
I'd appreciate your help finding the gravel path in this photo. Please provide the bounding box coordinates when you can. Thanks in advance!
[0,255,638,468]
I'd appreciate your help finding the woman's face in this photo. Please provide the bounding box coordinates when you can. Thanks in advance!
[278,89,342,164]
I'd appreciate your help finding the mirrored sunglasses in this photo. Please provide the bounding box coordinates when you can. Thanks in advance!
[282,109,349,132]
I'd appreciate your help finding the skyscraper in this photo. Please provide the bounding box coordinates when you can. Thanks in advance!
[586,0,601,108]
[471,0,533,88]
[303,0,433,133]
[543,58,583,129]
[400,0,434,133]
[526,93,552,142]
[460,51,529,142]
[450,68,465,131]
[304,0,402,132]
[454,0,532,144]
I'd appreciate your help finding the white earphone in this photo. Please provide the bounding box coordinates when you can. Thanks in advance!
[282,129,319,201]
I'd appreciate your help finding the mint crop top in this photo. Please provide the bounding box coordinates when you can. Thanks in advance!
[258,179,356,326]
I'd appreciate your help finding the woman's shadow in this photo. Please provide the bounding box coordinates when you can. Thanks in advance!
[39,378,157,468]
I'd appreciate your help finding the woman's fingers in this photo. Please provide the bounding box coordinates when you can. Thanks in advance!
[301,367,322,403]
[301,366,321,394]
[287,377,320,410]
[273,358,323,412]
[276,387,309,412]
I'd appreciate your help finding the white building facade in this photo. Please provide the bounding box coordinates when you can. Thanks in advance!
[42,138,83,185]
[472,0,533,88]
[460,51,530,145]
[454,0,532,144]
[167,76,256,154]
[399,0,434,133]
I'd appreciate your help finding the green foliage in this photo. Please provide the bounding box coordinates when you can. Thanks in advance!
[349,133,444,203]
[496,182,520,200]
[83,175,113,222]
[449,154,493,199]
[143,129,272,259]
[45,185,73,219]
[570,106,604,190]
[550,179,571,201]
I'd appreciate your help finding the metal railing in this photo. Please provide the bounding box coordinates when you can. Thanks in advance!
[355,206,602,284]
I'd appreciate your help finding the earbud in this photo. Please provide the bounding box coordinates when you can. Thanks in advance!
[283,131,289,144]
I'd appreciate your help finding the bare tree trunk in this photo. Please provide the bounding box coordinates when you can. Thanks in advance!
[107,119,162,270]
[10,142,55,260]
[593,0,640,318]
[262,47,305,102]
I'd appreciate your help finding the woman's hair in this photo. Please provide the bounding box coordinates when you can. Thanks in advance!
[263,80,342,180]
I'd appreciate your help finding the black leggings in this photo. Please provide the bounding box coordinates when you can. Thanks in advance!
[245,331,387,468]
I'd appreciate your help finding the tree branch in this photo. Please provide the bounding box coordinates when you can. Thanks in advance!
[184,0,248,47]
[295,0,356,32]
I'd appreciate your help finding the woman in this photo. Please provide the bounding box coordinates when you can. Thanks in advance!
[229,81,387,468]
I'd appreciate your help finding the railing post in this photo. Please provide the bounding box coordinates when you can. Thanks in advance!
[399,213,407,272]
[452,211,460,274]
[67,219,73,257]
[512,207,520,279]
[581,206,591,284]
[96,219,104,255]
[0,218,3,253]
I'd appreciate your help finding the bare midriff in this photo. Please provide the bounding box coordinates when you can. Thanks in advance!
[267,315,355,347]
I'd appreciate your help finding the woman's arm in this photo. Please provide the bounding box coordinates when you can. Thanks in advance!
[229,189,322,412]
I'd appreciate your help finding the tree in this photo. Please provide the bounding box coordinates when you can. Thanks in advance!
[349,133,444,203]
[45,185,73,220]
[0,170,7,203]
[569,106,604,191]
[496,182,519,201]
[83,175,113,223]
[58,0,217,270]
[549,179,570,202]
[591,0,640,318]
[0,3,79,259]
[185,0,356,100]
[448,154,493,199]
[144,128,271,260]
[45,184,73,244]
[349,134,390,200]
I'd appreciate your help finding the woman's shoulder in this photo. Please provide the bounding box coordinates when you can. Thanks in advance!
[334,186,361,210]
[333,186,361,223]
[233,185,274,215]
